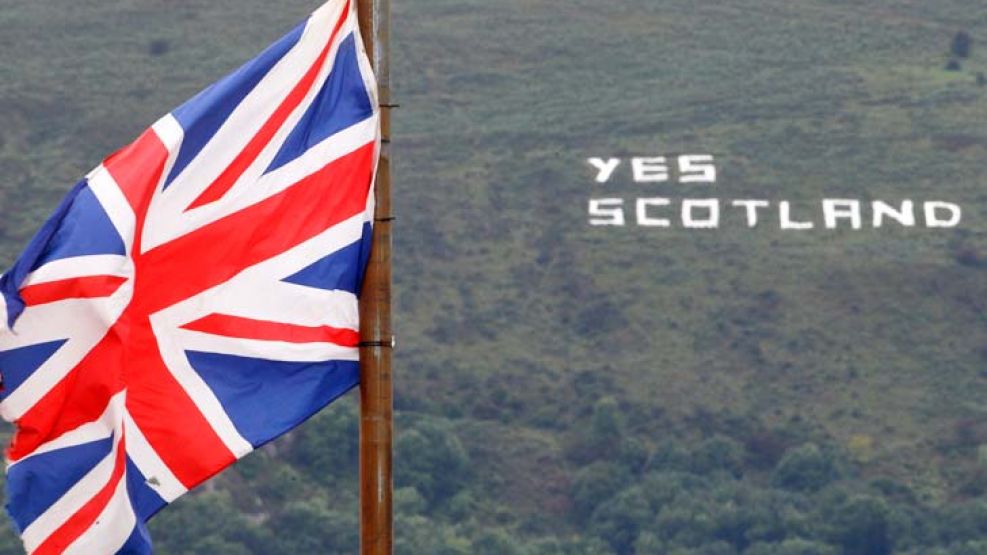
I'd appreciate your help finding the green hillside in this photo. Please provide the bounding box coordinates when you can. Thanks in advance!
[0,0,985,553]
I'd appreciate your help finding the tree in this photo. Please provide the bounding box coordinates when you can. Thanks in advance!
[691,436,746,477]
[952,31,973,58]
[666,542,738,555]
[590,396,625,451]
[771,444,841,492]
[571,462,632,523]
[0,517,23,555]
[589,487,652,554]
[654,500,718,549]
[288,399,359,487]
[634,532,664,553]
[937,501,987,544]
[745,539,838,555]
[394,486,428,516]
[946,541,987,555]
[150,491,264,555]
[639,471,707,511]
[394,515,471,555]
[830,496,892,555]
[267,500,358,555]
[395,419,470,506]
[472,528,523,555]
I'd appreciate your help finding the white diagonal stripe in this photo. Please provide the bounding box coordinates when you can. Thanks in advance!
[0,284,131,420]
[175,329,359,363]
[123,412,187,502]
[61,470,135,555]
[246,115,378,209]
[23,255,131,287]
[87,168,137,254]
[8,393,125,467]
[150,318,253,459]
[143,0,349,252]
[151,114,186,156]
[154,211,366,332]
[0,285,8,332]
[21,433,123,553]
[207,284,358,332]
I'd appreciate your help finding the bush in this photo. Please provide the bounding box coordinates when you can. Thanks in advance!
[654,500,718,549]
[591,396,625,450]
[937,501,987,544]
[149,491,260,554]
[639,471,708,510]
[634,532,664,553]
[772,444,841,492]
[571,461,633,523]
[395,487,428,516]
[395,419,470,506]
[746,539,838,555]
[267,500,358,555]
[472,528,523,555]
[946,541,987,555]
[952,31,973,59]
[148,39,171,56]
[691,436,746,477]
[830,496,892,555]
[666,541,737,555]
[589,487,652,554]
[288,400,359,487]
[394,515,471,555]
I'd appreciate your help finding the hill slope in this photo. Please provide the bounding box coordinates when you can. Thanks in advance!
[0,0,985,553]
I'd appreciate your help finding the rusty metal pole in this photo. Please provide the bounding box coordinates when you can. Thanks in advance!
[356,0,392,553]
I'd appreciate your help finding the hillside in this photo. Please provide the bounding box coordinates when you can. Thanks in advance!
[0,0,986,553]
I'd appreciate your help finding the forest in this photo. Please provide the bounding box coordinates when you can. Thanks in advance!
[0,0,985,553]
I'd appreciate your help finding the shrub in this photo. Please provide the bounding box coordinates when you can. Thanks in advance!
[395,419,470,506]
[771,444,841,492]
[746,539,838,555]
[571,461,632,523]
[691,436,746,477]
[952,31,973,59]
[472,528,523,555]
[589,487,652,554]
[591,396,625,448]
[830,496,892,555]
[149,39,171,57]
[287,399,359,487]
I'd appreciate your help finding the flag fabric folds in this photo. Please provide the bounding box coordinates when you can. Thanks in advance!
[0,0,379,552]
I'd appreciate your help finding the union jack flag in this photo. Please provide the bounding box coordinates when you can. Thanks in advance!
[0,0,378,552]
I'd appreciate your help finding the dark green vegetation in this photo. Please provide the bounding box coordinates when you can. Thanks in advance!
[0,0,986,553]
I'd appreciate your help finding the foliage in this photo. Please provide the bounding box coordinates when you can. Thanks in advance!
[952,31,973,59]
[771,444,842,492]
[395,418,471,506]
[0,0,984,553]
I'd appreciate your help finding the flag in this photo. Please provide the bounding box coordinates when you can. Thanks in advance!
[0,0,379,552]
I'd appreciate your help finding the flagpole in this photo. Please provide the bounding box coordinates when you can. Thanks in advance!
[357,0,393,553]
